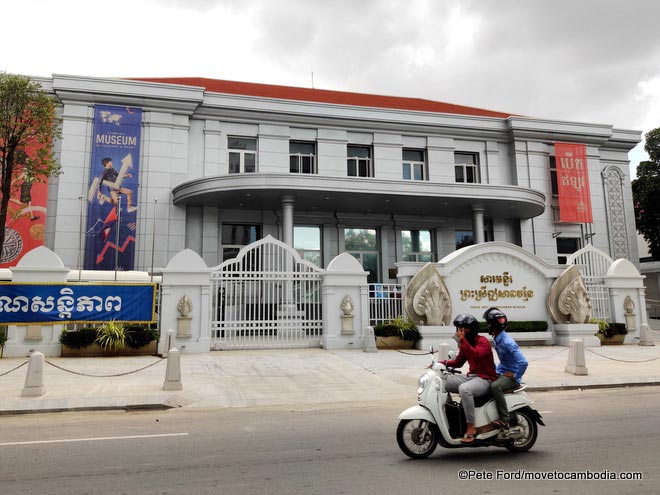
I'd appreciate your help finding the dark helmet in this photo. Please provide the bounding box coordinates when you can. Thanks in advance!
[483,307,507,334]
[453,313,480,343]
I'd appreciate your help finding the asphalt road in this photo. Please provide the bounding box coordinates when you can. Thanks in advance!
[1,386,659,495]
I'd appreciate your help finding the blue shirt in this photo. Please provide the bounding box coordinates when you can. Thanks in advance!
[493,330,528,383]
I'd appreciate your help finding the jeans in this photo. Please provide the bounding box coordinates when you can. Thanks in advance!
[491,375,519,422]
[445,374,492,424]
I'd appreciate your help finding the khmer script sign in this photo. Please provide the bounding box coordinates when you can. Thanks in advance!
[0,283,156,324]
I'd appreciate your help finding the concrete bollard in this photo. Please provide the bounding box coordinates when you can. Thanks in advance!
[565,339,588,375]
[163,347,183,391]
[162,329,175,358]
[438,343,450,362]
[639,323,655,346]
[363,326,377,353]
[22,351,45,397]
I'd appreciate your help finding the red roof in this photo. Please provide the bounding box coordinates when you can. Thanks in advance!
[129,77,512,119]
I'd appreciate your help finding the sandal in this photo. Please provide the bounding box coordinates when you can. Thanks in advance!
[491,419,510,429]
[461,433,476,444]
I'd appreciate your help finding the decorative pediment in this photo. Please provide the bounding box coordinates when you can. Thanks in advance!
[404,263,452,326]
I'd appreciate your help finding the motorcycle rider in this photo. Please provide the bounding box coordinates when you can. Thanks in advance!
[484,307,529,429]
[441,314,497,443]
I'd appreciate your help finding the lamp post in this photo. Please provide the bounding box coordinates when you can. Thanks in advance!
[114,195,121,282]
[150,197,157,282]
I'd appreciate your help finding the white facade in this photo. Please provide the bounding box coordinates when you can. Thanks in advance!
[40,74,640,279]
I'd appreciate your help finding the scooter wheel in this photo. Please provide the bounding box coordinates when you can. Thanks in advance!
[504,408,538,453]
[396,419,439,459]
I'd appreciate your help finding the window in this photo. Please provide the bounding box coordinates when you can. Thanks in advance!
[556,237,581,264]
[455,230,474,250]
[294,226,321,266]
[549,156,558,196]
[222,224,261,261]
[402,149,426,181]
[228,137,257,174]
[344,228,379,283]
[347,145,373,177]
[290,142,317,174]
[454,152,479,183]
[401,229,433,261]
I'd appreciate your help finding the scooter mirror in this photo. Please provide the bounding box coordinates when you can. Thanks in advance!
[429,345,434,354]
[448,350,457,360]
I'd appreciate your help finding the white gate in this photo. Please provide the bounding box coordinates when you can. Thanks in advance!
[210,235,323,349]
[567,245,612,321]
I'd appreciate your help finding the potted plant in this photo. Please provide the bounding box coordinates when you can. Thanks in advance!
[374,316,420,349]
[60,323,158,356]
[592,319,628,345]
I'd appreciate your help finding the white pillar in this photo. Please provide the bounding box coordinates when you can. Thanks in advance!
[22,352,45,397]
[472,205,485,244]
[163,347,183,390]
[565,339,588,375]
[281,195,295,247]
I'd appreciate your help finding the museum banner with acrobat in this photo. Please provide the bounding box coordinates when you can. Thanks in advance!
[84,105,143,270]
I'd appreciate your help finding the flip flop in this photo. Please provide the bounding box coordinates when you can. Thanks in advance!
[492,419,510,429]
[461,433,476,444]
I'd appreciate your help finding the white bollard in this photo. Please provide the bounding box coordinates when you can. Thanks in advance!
[22,351,45,397]
[162,329,175,358]
[363,326,377,353]
[163,347,183,391]
[438,343,450,362]
[639,323,655,346]
[565,339,588,375]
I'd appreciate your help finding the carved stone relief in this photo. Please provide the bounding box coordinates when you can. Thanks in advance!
[404,263,452,326]
[602,166,629,260]
[547,265,592,324]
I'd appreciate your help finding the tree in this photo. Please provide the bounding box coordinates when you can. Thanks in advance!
[632,127,660,260]
[0,73,61,258]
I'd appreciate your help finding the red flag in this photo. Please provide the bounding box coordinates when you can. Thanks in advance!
[554,142,593,223]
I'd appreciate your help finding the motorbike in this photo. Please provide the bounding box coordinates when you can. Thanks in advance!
[396,349,544,458]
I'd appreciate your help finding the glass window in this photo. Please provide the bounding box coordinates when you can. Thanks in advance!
[454,152,479,183]
[222,224,261,261]
[290,142,317,174]
[402,149,426,181]
[347,145,373,177]
[294,226,321,266]
[556,237,581,264]
[401,229,433,262]
[455,230,474,250]
[228,137,257,174]
[344,228,379,283]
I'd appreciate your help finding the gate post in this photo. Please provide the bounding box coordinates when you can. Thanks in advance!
[322,253,369,350]
[604,259,648,344]
[159,249,212,354]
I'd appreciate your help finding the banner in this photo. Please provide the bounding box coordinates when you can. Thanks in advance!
[0,141,49,268]
[0,283,156,324]
[84,105,143,270]
[554,142,593,223]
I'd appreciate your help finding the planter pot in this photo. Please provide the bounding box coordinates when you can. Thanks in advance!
[375,336,415,349]
[61,340,157,357]
[596,334,626,345]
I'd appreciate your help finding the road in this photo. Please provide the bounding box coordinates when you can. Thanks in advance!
[1,386,659,494]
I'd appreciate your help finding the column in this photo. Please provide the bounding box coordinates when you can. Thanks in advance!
[472,205,485,244]
[281,195,295,246]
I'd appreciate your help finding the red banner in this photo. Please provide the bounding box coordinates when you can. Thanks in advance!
[0,141,49,268]
[554,142,592,223]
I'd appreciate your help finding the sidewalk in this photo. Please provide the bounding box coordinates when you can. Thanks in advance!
[1,336,660,415]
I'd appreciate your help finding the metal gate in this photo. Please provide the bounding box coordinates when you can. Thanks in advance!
[567,244,612,321]
[210,235,323,349]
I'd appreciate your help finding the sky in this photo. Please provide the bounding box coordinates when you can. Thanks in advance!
[2,0,659,176]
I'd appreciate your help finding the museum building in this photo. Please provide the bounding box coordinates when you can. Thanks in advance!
[36,74,641,281]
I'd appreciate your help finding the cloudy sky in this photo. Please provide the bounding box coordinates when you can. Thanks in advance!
[3,0,659,175]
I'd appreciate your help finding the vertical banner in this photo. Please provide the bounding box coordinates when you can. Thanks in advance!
[84,105,142,270]
[0,141,49,268]
[554,142,593,223]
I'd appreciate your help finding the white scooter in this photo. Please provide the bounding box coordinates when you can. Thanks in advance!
[396,349,544,458]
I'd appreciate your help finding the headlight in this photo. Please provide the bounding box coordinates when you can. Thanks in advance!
[417,374,429,395]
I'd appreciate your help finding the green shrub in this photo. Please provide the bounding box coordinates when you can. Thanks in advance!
[478,321,549,333]
[374,316,420,341]
[59,327,98,349]
[591,319,628,338]
[95,320,127,351]
[125,325,159,349]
